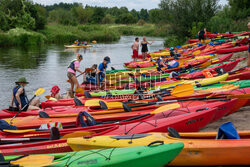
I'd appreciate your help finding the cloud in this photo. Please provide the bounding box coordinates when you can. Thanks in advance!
[33,0,227,10]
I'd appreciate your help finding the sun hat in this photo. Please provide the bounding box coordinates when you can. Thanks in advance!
[15,77,29,84]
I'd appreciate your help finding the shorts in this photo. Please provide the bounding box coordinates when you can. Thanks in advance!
[133,49,138,58]
[88,77,104,85]
[67,72,75,79]
[199,35,205,41]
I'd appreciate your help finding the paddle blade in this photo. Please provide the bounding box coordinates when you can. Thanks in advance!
[106,102,123,109]
[151,103,180,114]
[172,84,194,97]
[45,95,51,100]
[3,129,36,133]
[62,131,95,139]
[75,88,84,94]
[85,99,102,107]
[10,155,54,167]
[34,88,45,96]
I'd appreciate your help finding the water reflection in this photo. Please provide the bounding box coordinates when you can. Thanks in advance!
[0,36,164,108]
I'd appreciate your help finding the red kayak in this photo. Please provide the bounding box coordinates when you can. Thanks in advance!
[216,53,233,64]
[0,100,236,155]
[227,67,250,81]
[183,58,242,79]
[217,45,248,54]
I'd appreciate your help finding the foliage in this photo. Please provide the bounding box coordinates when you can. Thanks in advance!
[102,14,115,24]
[137,19,146,26]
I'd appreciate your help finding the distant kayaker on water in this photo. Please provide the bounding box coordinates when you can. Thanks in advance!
[141,37,153,60]
[131,37,139,62]
[10,77,40,111]
[248,22,250,66]
[198,28,207,44]
[67,54,84,96]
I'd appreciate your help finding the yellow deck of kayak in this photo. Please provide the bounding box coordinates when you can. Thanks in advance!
[64,45,93,48]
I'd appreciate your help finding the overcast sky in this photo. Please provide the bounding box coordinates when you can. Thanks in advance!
[33,0,228,10]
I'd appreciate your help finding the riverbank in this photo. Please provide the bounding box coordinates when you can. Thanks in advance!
[0,24,167,47]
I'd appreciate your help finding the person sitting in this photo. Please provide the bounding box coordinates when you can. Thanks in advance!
[84,64,97,83]
[167,60,179,69]
[88,57,111,89]
[49,85,70,100]
[10,77,40,111]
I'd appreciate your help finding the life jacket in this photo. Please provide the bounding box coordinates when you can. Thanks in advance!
[68,59,77,72]
[13,85,28,108]
[39,122,63,130]
[202,70,213,78]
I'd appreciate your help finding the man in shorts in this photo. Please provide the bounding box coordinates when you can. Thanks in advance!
[131,37,139,62]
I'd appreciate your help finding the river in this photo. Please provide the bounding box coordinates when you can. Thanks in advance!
[0,36,164,109]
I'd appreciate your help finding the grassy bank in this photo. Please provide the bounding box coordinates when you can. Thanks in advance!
[0,24,166,47]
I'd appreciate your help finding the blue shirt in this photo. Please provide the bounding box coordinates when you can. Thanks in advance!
[98,63,107,80]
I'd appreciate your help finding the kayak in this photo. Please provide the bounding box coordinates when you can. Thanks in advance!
[67,131,250,166]
[64,44,92,48]
[217,45,248,54]
[1,100,235,137]
[5,143,184,167]
[182,58,242,79]
[227,67,250,81]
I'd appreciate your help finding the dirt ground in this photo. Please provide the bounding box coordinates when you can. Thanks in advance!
[201,51,250,132]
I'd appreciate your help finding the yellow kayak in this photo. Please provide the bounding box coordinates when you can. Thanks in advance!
[67,131,250,166]
[64,45,93,48]
[155,73,229,89]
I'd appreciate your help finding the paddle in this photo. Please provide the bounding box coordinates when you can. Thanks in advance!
[10,88,45,124]
[10,154,55,167]
[84,84,194,109]
[66,68,93,83]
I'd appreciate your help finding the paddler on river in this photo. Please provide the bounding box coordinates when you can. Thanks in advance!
[10,77,40,111]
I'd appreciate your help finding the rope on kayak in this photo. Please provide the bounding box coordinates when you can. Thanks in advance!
[65,148,118,166]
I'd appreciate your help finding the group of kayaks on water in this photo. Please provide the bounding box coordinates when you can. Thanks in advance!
[1,24,250,166]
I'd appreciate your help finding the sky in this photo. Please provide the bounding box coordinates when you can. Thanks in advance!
[33,0,228,10]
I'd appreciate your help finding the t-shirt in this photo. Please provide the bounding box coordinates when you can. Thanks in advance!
[199,30,205,36]
[67,61,79,74]
[98,63,107,79]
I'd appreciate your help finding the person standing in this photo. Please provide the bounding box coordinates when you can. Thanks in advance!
[10,77,40,111]
[248,22,250,66]
[67,54,84,96]
[141,36,153,60]
[198,28,207,44]
[131,37,139,62]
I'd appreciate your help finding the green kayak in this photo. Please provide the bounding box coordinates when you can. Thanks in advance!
[197,80,250,90]
[6,143,184,167]
[90,89,135,97]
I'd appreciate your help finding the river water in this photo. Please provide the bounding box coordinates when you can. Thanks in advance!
[0,36,164,109]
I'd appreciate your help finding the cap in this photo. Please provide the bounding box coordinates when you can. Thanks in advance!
[104,56,111,63]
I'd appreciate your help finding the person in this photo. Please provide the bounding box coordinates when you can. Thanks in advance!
[84,64,97,83]
[49,85,70,100]
[131,37,139,62]
[67,54,84,96]
[10,77,40,111]
[141,36,153,60]
[88,57,111,89]
[75,40,80,46]
[248,22,250,66]
[198,28,207,44]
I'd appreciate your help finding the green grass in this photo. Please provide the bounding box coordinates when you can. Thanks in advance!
[0,23,167,47]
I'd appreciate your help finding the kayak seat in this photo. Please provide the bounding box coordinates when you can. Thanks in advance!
[111,134,151,140]
[74,98,84,106]
[99,101,108,110]
[216,122,240,140]
[84,91,92,99]
[77,111,96,127]
[39,111,50,118]
[168,127,181,138]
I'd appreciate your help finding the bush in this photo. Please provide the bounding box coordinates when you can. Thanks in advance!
[137,19,146,26]
[164,35,186,48]
[0,28,46,46]
[102,14,115,24]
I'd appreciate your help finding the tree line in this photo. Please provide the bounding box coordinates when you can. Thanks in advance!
[0,0,249,46]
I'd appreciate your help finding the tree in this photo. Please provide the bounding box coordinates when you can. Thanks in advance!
[228,0,250,20]
[102,14,115,24]
[139,9,149,21]
[71,6,94,24]
[149,9,162,24]
[116,13,137,24]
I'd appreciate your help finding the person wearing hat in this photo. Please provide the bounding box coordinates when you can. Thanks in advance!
[96,56,110,89]
[67,54,84,96]
[10,77,40,111]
